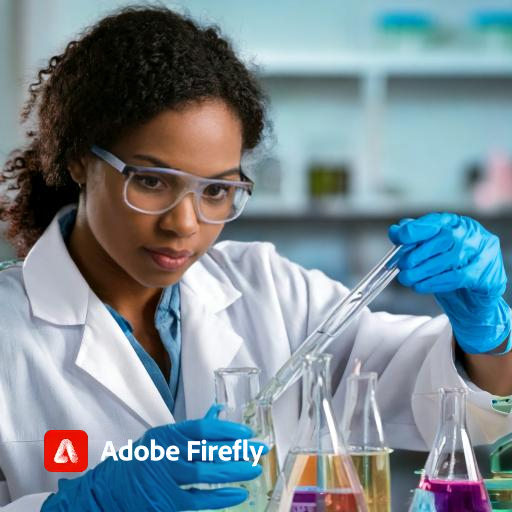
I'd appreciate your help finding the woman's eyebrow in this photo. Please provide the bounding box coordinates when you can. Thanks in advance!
[210,168,243,179]
[133,153,242,179]
[133,153,177,168]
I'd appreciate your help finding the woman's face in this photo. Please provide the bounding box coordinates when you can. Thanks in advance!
[79,99,243,288]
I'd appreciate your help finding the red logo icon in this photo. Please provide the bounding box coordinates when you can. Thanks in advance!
[44,430,88,472]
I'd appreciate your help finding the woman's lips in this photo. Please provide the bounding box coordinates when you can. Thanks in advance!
[144,248,193,271]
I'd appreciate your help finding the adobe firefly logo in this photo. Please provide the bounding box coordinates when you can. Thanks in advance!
[44,430,88,472]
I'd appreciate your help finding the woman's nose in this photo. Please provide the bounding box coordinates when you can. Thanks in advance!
[158,193,199,236]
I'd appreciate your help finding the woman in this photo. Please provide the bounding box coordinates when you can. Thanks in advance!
[0,6,511,511]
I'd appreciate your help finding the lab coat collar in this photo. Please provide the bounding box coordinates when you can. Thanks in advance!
[23,205,89,325]
[180,251,242,315]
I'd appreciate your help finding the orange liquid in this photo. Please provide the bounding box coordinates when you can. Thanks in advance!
[295,454,355,488]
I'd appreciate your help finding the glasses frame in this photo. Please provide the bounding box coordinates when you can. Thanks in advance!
[90,145,254,224]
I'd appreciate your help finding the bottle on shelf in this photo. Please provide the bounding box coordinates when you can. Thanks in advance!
[268,353,367,511]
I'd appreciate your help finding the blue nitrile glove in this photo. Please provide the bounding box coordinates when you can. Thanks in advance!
[389,213,511,354]
[41,413,267,511]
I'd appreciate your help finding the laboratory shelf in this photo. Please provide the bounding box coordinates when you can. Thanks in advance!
[241,201,512,222]
[257,52,512,78]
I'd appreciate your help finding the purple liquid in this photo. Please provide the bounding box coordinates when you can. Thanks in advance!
[419,477,491,512]
[292,488,360,511]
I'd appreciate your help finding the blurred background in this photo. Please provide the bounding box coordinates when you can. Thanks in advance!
[1,0,512,508]
[2,0,512,316]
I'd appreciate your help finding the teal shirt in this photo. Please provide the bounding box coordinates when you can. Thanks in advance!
[59,210,182,413]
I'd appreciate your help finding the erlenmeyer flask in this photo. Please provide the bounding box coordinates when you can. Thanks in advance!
[416,387,491,512]
[268,353,367,511]
[214,367,278,511]
[340,372,392,512]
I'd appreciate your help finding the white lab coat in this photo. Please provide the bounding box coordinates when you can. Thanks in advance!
[0,207,510,510]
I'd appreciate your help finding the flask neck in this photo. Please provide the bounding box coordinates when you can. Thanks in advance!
[342,372,386,451]
[439,387,467,431]
[295,353,346,454]
[302,353,333,409]
[214,367,260,423]
[255,399,276,444]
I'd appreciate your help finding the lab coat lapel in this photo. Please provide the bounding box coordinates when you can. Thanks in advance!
[180,257,243,419]
[23,207,174,428]
[75,292,174,427]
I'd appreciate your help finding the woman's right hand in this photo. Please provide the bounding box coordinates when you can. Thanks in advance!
[41,417,266,511]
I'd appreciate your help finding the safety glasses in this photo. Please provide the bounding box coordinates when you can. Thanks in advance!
[91,146,254,224]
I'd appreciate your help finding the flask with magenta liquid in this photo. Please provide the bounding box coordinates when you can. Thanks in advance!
[268,353,368,511]
[340,368,392,512]
[413,387,492,512]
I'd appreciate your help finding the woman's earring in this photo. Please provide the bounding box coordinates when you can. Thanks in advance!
[78,182,86,191]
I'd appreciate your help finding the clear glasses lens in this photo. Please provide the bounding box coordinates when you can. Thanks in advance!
[125,170,250,222]
[200,181,248,222]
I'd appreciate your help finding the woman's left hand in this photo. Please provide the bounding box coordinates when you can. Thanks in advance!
[389,212,511,354]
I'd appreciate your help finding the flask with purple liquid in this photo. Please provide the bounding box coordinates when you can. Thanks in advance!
[411,387,492,512]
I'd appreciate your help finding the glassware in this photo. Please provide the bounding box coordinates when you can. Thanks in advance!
[340,371,392,512]
[248,245,403,414]
[416,387,492,512]
[268,353,368,511]
[215,368,261,424]
[253,399,279,502]
[214,367,278,511]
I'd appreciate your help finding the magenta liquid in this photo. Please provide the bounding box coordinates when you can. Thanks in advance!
[419,477,491,512]
[292,488,360,511]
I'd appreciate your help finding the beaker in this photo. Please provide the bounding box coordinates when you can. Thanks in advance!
[417,387,492,512]
[341,372,392,512]
[268,353,368,511]
[214,367,278,511]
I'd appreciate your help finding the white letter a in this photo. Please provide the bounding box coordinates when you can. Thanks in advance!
[54,439,79,464]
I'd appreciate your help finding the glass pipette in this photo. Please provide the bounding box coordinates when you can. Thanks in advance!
[256,245,403,406]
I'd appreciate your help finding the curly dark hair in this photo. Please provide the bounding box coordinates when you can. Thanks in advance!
[0,5,267,256]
